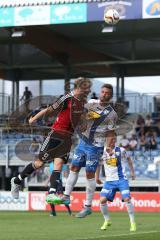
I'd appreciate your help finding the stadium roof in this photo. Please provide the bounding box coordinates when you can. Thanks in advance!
[1,18,160,81]
[0,1,160,80]
[0,0,104,7]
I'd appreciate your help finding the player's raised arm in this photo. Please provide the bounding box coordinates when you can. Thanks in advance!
[29,94,71,125]
[29,107,50,124]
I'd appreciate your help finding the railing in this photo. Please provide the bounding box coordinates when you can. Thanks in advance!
[0,93,12,115]
[0,92,158,115]
[113,92,158,113]
[0,140,160,177]
[0,92,160,189]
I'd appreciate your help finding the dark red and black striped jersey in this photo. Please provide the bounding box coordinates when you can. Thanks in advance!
[51,93,84,134]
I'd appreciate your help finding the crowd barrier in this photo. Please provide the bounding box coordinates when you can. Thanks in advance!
[0,191,160,212]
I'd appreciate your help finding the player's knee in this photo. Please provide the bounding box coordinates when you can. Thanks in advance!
[123,197,130,202]
[86,171,95,179]
[34,160,44,169]
[100,197,107,204]
[70,165,81,172]
[54,158,64,170]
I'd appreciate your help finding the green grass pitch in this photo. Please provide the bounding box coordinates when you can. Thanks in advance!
[0,212,159,240]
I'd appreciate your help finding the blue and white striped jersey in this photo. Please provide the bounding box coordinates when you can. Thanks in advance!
[102,146,130,181]
[78,99,118,147]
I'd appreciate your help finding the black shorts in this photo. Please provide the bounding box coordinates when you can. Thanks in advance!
[39,130,72,163]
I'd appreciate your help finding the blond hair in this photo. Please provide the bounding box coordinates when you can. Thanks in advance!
[74,77,92,89]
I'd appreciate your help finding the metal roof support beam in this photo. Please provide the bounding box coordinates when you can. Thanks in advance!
[64,64,71,93]
[116,76,120,101]
[14,70,21,108]
[39,79,42,96]
[74,58,160,67]
[11,76,15,112]
[121,75,124,101]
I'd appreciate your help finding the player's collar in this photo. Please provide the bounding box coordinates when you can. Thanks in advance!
[70,91,80,100]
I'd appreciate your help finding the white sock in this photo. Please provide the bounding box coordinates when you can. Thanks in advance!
[85,178,96,207]
[125,201,135,224]
[64,171,79,196]
[100,203,110,221]
[18,174,23,181]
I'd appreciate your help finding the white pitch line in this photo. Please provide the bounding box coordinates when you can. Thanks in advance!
[76,230,159,240]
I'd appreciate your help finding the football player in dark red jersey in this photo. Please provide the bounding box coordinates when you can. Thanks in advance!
[11,77,92,200]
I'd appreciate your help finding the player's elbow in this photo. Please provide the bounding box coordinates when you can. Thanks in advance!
[45,106,53,115]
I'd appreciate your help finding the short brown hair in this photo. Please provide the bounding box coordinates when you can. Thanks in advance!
[101,83,113,97]
[74,77,92,89]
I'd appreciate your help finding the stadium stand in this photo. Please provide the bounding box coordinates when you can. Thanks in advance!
[0,113,160,191]
[0,85,160,190]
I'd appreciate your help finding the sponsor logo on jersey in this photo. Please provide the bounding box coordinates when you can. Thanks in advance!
[106,157,117,166]
[87,110,101,119]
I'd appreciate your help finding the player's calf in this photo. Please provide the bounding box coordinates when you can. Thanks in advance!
[100,197,111,230]
[125,199,136,232]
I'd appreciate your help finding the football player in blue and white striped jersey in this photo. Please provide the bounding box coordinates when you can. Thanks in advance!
[99,132,136,232]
